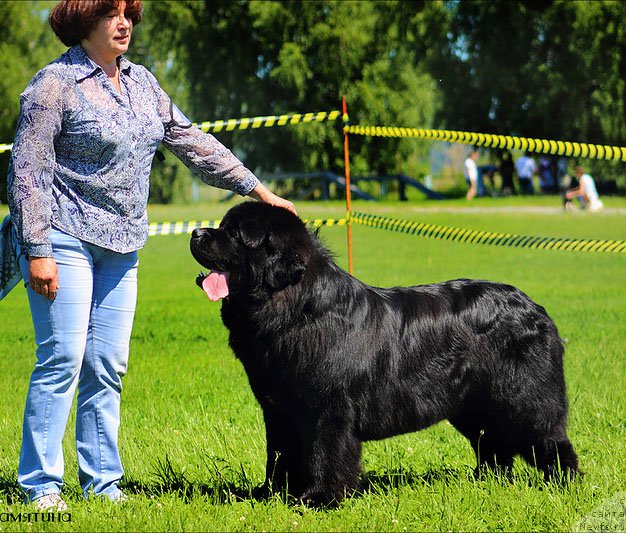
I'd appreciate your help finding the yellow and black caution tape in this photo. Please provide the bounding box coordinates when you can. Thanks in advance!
[4,107,622,164]
[345,125,626,162]
[348,211,626,253]
[0,111,342,154]
[148,220,219,237]
[148,217,347,237]
[197,110,341,133]
[148,212,623,254]
[307,217,348,228]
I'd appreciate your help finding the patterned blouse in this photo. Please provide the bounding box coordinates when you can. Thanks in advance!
[7,45,259,257]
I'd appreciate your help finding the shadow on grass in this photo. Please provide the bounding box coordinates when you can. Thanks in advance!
[1,459,556,508]
[121,478,252,504]
[362,465,473,492]
[121,454,262,505]
[0,476,22,505]
[362,463,575,497]
[119,457,485,506]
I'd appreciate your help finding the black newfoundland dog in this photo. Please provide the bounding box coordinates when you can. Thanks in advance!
[190,202,579,506]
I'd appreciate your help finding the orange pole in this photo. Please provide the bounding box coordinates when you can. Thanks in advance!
[342,96,354,274]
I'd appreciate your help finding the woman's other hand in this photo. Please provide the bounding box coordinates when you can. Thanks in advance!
[29,257,60,301]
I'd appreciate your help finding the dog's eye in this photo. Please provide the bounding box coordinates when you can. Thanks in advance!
[222,223,242,241]
[221,216,241,236]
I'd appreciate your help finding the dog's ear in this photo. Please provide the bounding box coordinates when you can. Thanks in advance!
[238,215,268,249]
[266,253,306,291]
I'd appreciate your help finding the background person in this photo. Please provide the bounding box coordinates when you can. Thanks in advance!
[6,0,294,512]
[564,166,604,212]
[464,148,479,200]
[515,151,537,195]
[538,155,558,194]
[497,150,516,196]
[478,164,497,196]
[556,156,569,189]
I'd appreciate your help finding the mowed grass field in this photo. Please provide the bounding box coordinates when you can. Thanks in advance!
[1,196,625,532]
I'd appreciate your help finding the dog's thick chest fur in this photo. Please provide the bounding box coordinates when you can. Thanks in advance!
[190,202,579,506]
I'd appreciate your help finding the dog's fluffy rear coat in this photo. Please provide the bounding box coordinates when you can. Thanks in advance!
[190,202,578,506]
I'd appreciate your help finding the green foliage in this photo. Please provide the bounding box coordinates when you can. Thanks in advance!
[0,1,64,203]
[429,0,626,186]
[1,1,626,201]
[136,0,441,185]
[0,1,64,135]
[147,154,194,204]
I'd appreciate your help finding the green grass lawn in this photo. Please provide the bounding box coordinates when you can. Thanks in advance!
[1,197,625,532]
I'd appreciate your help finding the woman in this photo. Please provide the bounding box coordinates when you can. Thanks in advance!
[7,0,295,511]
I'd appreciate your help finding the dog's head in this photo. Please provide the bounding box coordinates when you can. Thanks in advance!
[190,202,308,301]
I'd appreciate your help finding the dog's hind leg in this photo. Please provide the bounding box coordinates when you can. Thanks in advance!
[520,425,579,482]
[449,413,515,477]
[473,429,515,477]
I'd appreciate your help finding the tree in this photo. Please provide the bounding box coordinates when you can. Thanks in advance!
[0,1,64,203]
[428,0,626,183]
[137,0,441,192]
[3,0,624,201]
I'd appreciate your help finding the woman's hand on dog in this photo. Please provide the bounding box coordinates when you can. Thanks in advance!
[248,183,298,216]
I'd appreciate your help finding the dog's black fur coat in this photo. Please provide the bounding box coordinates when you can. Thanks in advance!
[190,202,578,505]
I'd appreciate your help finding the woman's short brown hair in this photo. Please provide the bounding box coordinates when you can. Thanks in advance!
[49,0,143,47]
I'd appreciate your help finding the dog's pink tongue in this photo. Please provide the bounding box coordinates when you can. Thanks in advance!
[202,271,230,301]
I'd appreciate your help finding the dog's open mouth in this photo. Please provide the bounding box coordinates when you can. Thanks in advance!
[196,271,230,301]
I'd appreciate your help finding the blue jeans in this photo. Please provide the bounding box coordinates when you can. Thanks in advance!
[16,227,138,501]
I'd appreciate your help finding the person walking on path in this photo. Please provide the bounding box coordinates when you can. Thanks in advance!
[515,151,537,195]
[464,148,479,200]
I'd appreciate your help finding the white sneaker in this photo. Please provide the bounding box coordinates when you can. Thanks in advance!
[33,493,68,511]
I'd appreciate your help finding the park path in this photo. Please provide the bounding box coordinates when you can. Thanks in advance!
[371,205,626,216]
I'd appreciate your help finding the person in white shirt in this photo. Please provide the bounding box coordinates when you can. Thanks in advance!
[464,149,479,200]
[565,166,604,212]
